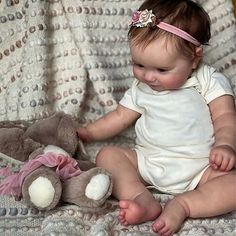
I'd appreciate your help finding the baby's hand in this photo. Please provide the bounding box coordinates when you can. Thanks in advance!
[77,127,93,142]
[209,145,236,171]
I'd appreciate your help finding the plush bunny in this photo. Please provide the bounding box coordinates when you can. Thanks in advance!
[0,112,112,210]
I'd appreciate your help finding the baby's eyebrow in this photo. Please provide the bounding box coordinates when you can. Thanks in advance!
[131,58,137,63]
[131,60,142,65]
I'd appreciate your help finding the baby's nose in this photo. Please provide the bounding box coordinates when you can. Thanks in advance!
[144,71,157,82]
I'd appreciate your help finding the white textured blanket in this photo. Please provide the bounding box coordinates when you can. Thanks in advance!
[0,0,236,235]
[0,151,236,236]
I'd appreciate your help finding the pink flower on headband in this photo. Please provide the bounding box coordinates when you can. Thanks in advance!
[131,11,141,24]
[130,9,156,27]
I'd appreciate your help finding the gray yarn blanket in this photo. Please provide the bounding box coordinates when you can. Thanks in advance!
[0,0,236,235]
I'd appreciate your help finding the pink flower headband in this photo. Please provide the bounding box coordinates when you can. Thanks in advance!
[130,9,201,47]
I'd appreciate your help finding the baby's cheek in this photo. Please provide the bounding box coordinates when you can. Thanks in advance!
[165,77,186,89]
[133,69,142,79]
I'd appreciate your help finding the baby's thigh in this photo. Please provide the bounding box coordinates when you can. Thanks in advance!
[198,166,236,186]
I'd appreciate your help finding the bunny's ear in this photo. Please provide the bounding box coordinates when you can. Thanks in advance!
[23,112,78,157]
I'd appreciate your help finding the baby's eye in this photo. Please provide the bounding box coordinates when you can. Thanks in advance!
[133,62,144,68]
[157,68,167,73]
[137,64,144,68]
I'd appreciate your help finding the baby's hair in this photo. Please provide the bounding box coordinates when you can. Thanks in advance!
[128,0,211,58]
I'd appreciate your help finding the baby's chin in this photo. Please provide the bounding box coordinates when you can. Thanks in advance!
[149,84,180,92]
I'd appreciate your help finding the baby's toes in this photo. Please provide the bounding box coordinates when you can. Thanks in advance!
[158,227,171,235]
[160,228,173,236]
[118,209,125,219]
[162,230,173,236]
[118,216,128,225]
[152,219,166,232]
[118,211,126,222]
[121,220,129,226]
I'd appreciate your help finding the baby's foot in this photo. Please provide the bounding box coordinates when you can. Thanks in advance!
[152,198,189,236]
[118,198,161,226]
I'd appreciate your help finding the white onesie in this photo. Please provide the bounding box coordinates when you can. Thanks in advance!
[119,63,234,195]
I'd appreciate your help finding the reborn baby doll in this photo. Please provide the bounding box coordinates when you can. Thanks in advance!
[0,112,113,210]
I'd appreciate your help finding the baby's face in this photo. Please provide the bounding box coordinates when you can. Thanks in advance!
[130,37,199,91]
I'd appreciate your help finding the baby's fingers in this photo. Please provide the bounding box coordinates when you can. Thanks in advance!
[218,157,230,171]
[224,158,236,171]
[212,155,235,172]
[210,154,221,170]
[77,127,92,142]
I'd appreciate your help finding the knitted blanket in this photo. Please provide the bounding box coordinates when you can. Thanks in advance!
[0,0,236,235]
[0,151,236,236]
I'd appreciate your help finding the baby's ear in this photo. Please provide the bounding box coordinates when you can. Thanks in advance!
[192,46,203,69]
[195,46,203,57]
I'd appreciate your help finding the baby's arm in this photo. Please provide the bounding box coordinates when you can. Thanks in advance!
[208,95,236,171]
[77,104,140,142]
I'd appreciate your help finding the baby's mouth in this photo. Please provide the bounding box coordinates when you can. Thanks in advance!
[149,84,165,91]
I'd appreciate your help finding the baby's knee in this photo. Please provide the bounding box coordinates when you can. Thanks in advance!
[96,146,114,166]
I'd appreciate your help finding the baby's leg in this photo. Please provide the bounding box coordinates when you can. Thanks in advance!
[96,146,162,225]
[153,168,236,236]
